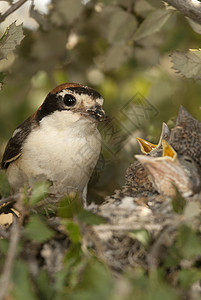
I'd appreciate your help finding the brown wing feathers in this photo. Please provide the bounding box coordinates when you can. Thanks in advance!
[1,117,33,169]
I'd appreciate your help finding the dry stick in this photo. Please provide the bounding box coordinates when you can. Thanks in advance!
[0,215,21,300]
[0,0,28,23]
[147,223,179,271]
[0,194,19,207]
[0,225,9,239]
[164,0,201,25]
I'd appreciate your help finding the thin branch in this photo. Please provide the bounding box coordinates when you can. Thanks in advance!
[0,194,19,207]
[0,0,28,23]
[0,214,21,300]
[0,225,9,239]
[147,224,179,271]
[164,0,201,25]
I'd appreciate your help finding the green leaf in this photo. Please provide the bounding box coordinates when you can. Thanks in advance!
[171,187,186,214]
[186,17,201,34]
[58,195,83,219]
[12,260,37,300]
[133,8,174,41]
[0,22,25,60]
[128,228,152,247]
[64,243,83,267]
[147,277,178,300]
[0,72,5,90]
[54,242,85,292]
[171,49,201,80]
[59,196,106,225]
[0,239,9,254]
[59,244,87,290]
[24,215,54,243]
[66,259,113,300]
[97,44,133,71]
[104,6,137,43]
[164,244,181,268]
[51,0,83,26]
[29,181,50,207]
[0,171,10,197]
[148,0,166,9]
[178,268,201,288]
[77,210,107,225]
[0,72,5,81]
[63,220,81,243]
[35,269,55,299]
[177,225,201,259]
[135,0,165,16]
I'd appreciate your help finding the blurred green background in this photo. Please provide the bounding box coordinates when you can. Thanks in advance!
[0,0,201,202]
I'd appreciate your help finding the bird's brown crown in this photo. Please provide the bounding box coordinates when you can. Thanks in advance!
[50,83,102,100]
[51,83,85,94]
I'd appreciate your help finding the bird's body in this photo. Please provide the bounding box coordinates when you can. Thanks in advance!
[6,111,101,196]
[1,83,107,205]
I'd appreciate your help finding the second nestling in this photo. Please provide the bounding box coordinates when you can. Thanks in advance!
[127,106,201,198]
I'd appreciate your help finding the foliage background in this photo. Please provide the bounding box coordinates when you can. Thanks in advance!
[0,1,201,299]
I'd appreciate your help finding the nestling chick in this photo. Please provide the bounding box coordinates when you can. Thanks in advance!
[136,122,170,156]
[135,140,201,197]
[125,122,171,192]
[1,83,107,206]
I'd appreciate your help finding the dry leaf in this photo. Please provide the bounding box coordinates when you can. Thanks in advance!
[0,22,25,60]
[172,49,201,80]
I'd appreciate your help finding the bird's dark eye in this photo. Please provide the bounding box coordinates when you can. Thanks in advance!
[183,157,193,163]
[63,94,76,107]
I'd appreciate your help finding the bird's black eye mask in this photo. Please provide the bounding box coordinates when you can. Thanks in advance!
[35,93,66,122]
[35,87,104,123]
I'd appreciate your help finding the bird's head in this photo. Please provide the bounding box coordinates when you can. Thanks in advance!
[34,83,108,123]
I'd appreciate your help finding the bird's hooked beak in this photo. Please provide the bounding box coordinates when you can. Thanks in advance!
[87,104,109,122]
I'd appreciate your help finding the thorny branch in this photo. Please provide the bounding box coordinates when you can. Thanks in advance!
[164,0,201,25]
[0,214,22,300]
[0,0,28,23]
